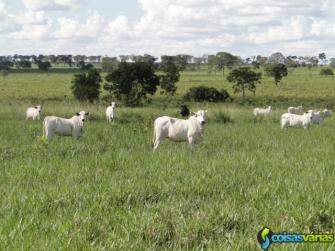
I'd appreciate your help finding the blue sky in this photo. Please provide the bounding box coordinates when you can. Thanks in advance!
[1,0,335,58]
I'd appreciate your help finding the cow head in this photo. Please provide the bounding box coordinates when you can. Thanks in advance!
[191,110,208,127]
[35,105,42,113]
[323,109,332,117]
[111,102,117,108]
[76,111,89,125]
[305,111,313,121]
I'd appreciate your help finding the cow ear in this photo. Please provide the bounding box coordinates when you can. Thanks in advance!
[191,112,197,116]
[76,112,80,116]
[85,112,89,116]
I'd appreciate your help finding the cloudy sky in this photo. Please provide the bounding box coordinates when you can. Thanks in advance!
[0,0,335,58]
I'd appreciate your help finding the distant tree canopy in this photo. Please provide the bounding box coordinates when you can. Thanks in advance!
[227,67,262,101]
[71,68,102,102]
[104,61,160,106]
[37,61,51,71]
[77,60,94,71]
[207,51,241,75]
[15,60,31,69]
[264,63,288,86]
[267,52,286,64]
[101,57,119,73]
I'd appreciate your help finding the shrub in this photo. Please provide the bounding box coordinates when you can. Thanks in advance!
[183,86,231,102]
[71,68,102,102]
[320,68,334,75]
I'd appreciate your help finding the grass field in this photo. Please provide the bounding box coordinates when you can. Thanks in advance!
[0,67,335,250]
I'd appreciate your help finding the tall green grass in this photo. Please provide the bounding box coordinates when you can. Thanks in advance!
[0,68,334,250]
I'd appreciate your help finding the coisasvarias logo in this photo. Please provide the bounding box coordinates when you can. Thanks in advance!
[257,227,334,250]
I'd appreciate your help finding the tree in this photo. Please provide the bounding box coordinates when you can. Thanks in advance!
[267,52,286,64]
[37,61,51,71]
[264,64,288,86]
[133,54,157,69]
[318,52,326,64]
[71,68,102,102]
[159,56,180,95]
[216,52,240,75]
[329,58,335,68]
[101,57,119,73]
[227,67,262,102]
[175,54,192,71]
[15,60,31,69]
[77,60,93,71]
[104,62,160,106]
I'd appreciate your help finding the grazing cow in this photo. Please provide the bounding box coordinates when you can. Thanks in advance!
[288,105,303,114]
[309,109,332,124]
[43,111,89,140]
[281,111,313,129]
[152,110,207,151]
[180,104,190,117]
[106,102,117,123]
[253,106,272,116]
[26,105,42,120]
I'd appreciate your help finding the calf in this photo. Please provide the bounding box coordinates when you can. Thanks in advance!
[26,105,42,120]
[106,102,117,123]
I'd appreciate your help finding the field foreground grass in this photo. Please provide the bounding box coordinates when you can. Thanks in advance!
[1,69,335,250]
[1,104,335,250]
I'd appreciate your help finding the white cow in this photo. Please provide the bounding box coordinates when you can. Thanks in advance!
[309,109,332,124]
[26,105,42,120]
[106,102,117,122]
[43,111,89,140]
[288,105,303,114]
[281,111,313,129]
[253,106,272,116]
[153,110,207,151]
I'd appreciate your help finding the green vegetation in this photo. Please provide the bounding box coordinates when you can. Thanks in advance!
[0,67,335,250]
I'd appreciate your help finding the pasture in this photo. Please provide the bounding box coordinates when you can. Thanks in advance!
[0,68,335,250]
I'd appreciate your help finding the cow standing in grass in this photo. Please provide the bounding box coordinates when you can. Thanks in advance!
[43,111,89,139]
[281,111,313,129]
[309,109,332,124]
[253,106,272,116]
[288,105,303,114]
[152,110,207,151]
[26,105,42,120]
[106,102,117,123]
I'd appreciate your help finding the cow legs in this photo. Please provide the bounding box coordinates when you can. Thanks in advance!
[188,136,196,148]
[153,138,161,152]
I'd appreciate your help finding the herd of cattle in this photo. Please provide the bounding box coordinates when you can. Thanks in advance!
[25,103,332,150]
[253,105,332,129]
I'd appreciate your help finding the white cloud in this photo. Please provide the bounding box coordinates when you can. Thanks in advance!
[1,0,335,57]
[22,0,83,11]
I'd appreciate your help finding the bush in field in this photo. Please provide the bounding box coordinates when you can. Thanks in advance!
[104,61,160,106]
[264,63,288,85]
[320,68,334,76]
[71,68,102,102]
[183,86,231,102]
